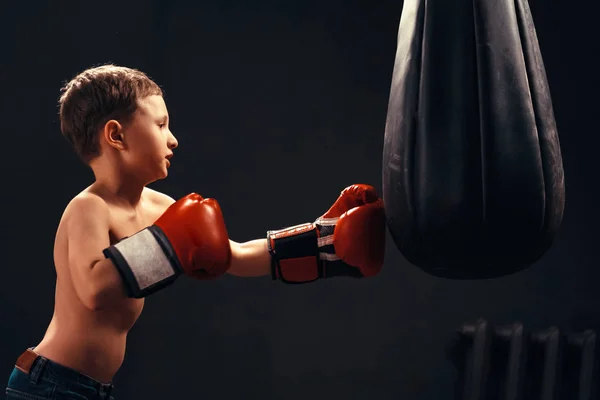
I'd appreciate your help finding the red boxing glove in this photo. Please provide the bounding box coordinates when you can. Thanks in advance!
[154,193,232,280]
[267,184,386,283]
[103,193,232,298]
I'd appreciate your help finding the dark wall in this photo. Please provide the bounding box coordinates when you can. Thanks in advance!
[2,1,598,399]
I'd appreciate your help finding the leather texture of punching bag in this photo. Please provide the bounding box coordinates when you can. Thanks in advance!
[382,0,565,279]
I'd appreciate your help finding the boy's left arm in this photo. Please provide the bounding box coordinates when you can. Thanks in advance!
[150,189,271,278]
[152,183,386,282]
[227,239,271,277]
[225,184,386,283]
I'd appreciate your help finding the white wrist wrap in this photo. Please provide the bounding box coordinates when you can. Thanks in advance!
[103,226,182,298]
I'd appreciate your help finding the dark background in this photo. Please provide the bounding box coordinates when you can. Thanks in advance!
[2,0,599,399]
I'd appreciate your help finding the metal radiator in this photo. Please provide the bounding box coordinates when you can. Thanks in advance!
[450,319,597,400]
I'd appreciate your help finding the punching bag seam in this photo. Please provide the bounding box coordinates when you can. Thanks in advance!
[413,0,429,246]
[472,0,488,236]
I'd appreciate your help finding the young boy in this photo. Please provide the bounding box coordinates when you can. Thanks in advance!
[5,64,386,400]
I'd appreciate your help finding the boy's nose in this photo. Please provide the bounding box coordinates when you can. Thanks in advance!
[168,132,178,149]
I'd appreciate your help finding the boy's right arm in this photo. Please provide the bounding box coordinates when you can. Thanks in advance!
[66,195,128,311]
[67,193,233,306]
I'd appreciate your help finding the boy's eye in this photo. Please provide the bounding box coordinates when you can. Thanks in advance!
[158,123,165,128]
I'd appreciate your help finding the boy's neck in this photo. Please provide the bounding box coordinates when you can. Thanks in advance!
[94,178,145,208]
[89,160,146,208]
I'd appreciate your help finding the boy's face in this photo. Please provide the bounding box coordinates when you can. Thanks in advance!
[122,95,178,182]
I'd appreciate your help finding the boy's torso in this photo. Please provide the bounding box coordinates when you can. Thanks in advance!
[33,185,170,384]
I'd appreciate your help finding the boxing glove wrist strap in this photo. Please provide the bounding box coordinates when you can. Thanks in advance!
[267,217,370,283]
[267,223,322,284]
[103,225,184,298]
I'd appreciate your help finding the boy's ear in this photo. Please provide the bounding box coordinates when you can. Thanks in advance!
[103,120,125,150]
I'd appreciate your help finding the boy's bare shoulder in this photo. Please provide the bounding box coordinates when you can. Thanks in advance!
[61,189,110,226]
[144,187,176,209]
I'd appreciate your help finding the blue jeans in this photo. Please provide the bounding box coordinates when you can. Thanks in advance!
[5,349,115,400]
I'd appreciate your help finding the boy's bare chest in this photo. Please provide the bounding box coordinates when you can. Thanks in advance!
[108,204,166,245]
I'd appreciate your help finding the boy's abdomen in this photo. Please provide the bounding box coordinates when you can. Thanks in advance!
[34,288,144,383]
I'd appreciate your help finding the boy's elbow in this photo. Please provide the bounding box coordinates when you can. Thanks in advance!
[85,298,102,312]
[81,282,121,311]
[76,259,125,311]
[75,283,103,311]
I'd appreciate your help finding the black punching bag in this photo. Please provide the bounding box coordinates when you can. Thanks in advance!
[382,0,565,279]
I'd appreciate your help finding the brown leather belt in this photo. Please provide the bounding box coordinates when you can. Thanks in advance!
[15,349,39,374]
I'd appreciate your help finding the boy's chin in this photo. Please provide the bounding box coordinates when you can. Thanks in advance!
[141,170,168,186]
[156,169,169,181]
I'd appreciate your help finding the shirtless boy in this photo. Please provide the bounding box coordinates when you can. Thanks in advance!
[5,64,386,400]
